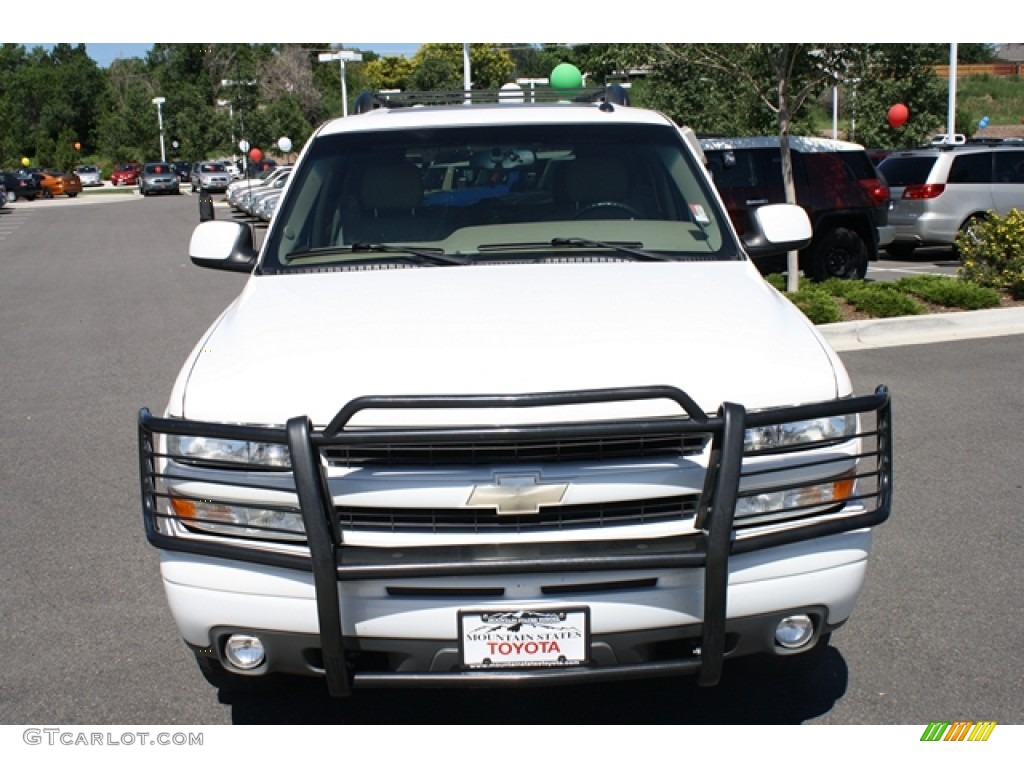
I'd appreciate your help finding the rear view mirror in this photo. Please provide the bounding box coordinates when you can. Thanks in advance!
[741,203,812,257]
[189,221,258,272]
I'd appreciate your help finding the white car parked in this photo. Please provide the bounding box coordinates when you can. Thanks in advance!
[139,85,893,696]
[226,166,292,210]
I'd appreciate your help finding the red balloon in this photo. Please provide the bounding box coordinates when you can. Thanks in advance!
[888,103,909,129]
[248,148,263,163]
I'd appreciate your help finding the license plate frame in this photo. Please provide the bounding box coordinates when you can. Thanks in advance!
[459,607,590,669]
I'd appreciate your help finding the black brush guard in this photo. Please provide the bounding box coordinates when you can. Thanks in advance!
[139,385,892,696]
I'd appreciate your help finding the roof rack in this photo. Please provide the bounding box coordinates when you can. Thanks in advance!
[353,84,631,114]
[921,137,1024,150]
[965,136,1024,146]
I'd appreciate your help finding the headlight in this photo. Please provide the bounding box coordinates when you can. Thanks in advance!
[744,414,856,453]
[169,492,305,541]
[735,475,856,523]
[167,434,290,468]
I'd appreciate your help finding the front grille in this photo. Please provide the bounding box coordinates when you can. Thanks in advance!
[335,495,698,533]
[322,432,710,467]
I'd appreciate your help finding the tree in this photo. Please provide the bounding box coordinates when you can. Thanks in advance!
[263,95,312,155]
[362,56,415,92]
[653,44,854,291]
[409,44,515,90]
[259,45,323,127]
[505,44,576,79]
[846,45,953,149]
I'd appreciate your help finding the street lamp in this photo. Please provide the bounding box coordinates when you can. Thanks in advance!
[151,96,166,162]
[318,50,363,117]
[221,78,256,169]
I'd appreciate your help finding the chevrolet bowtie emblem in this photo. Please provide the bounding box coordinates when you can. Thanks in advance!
[466,474,569,516]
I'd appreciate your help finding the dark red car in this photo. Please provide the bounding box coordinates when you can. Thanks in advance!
[701,136,891,281]
[111,163,142,186]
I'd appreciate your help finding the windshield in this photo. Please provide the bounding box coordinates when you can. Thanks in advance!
[262,122,733,272]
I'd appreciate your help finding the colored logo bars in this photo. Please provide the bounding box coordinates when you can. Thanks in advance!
[921,721,997,742]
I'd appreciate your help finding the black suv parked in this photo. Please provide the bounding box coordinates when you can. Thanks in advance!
[700,137,892,280]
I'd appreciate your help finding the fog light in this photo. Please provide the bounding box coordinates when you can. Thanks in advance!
[774,615,815,649]
[224,635,265,670]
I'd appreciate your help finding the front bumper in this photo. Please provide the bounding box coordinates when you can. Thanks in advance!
[163,529,869,685]
[140,386,892,695]
[197,177,231,191]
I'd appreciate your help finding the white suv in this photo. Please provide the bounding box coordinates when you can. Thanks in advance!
[139,87,893,696]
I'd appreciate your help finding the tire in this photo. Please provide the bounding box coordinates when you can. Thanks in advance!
[806,227,868,281]
[954,214,986,257]
[67,192,78,198]
[885,242,917,259]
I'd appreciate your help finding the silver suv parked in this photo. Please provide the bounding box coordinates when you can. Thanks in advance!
[878,141,1024,257]
[190,161,232,193]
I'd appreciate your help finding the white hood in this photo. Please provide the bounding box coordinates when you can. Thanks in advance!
[171,261,846,427]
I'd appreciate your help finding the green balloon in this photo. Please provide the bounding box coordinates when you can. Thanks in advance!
[550,63,583,90]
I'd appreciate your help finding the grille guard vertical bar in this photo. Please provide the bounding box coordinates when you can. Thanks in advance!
[286,416,351,697]
[697,402,745,687]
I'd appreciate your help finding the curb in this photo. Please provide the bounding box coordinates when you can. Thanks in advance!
[819,306,1024,351]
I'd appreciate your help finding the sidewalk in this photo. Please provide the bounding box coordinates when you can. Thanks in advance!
[820,306,1024,351]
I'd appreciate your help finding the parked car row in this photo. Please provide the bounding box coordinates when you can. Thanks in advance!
[225,165,291,219]
[3,158,284,206]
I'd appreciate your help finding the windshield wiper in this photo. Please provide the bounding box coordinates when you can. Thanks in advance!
[287,243,467,266]
[477,238,675,262]
[550,237,676,261]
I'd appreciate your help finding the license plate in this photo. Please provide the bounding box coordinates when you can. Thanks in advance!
[459,608,589,669]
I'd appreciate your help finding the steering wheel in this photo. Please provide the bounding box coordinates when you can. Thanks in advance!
[572,201,643,219]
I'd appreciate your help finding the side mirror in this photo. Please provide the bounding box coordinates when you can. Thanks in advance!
[741,203,812,257]
[189,221,258,272]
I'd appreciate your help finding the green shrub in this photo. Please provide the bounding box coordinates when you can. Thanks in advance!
[764,274,843,323]
[894,274,1002,310]
[763,268,1011,325]
[840,282,924,318]
[789,288,843,324]
[956,209,1024,299]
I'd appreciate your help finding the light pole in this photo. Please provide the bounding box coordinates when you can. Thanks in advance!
[151,96,166,162]
[318,50,362,117]
[221,78,256,169]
